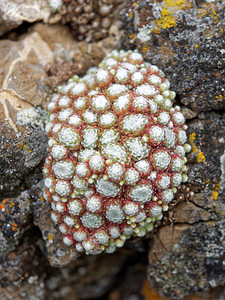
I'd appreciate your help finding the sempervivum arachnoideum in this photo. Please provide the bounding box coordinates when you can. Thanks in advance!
[43,50,191,255]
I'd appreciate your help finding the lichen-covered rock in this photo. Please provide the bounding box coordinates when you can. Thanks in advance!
[0,193,31,256]
[45,252,127,299]
[120,0,225,112]
[0,237,45,300]
[148,220,225,300]
[1,3,224,298]
[0,122,48,197]
[148,111,225,299]
[44,49,190,255]
[35,202,80,267]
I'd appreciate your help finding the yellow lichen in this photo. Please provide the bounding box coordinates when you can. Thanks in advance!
[48,234,54,240]
[192,145,198,153]
[128,33,137,41]
[128,11,133,18]
[210,182,220,207]
[210,183,225,216]
[151,0,192,34]
[19,142,32,153]
[189,132,196,144]
[209,10,218,22]
[210,190,219,201]
[164,0,185,8]
[189,133,206,165]
[156,8,176,30]
[215,94,223,103]
[197,152,206,164]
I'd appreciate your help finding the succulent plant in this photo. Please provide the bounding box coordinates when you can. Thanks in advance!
[48,0,123,42]
[43,49,191,255]
[48,0,63,11]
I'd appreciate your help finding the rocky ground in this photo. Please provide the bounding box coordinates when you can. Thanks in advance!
[0,0,224,299]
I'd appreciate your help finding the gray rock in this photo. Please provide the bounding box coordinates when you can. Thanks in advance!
[0,3,225,299]
[147,112,225,299]
[120,0,225,112]
[121,3,225,296]
[0,123,48,197]
[148,220,225,300]
[0,238,45,300]
[0,190,31,256]
[44,251,127,299]
[0,0,50,36]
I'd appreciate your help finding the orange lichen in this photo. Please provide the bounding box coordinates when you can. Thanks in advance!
[141,280,164,300]
[0,203,5,211]
[0,198,21,235]
[12,223,18,231]
[141,45,149,56]
[0,198,12,214]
